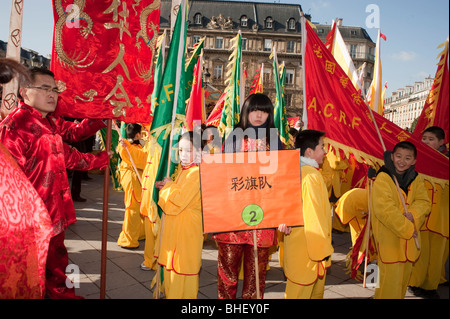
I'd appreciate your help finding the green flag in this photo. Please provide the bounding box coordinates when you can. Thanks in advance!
[99,128,122,191]
[149,0,187,218]
[218,32,242,139]
[151,32,167,115]
[272,47,291,147]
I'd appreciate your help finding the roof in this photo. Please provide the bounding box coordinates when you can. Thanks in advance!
[160,0,303,33]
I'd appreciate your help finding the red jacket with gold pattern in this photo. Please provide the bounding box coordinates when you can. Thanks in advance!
[0,103,108,234]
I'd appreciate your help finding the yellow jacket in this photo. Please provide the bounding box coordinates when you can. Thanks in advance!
[370,172,431,263]
[117,142,145,206]
[157,166,203,275]
[284,164,334,285]
[335,188,368,243]
[422,181,449,238]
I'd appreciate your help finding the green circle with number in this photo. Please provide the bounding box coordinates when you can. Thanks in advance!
[242,204,264,226]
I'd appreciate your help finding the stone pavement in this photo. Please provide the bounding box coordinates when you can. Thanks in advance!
[65,173,449,300]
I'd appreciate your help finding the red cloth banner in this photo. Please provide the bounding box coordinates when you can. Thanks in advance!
[288,116,299,127]
[50,0,160,122]
[0,142,53,298]
[200,150,303,233]
[303,20,449,183]
[413,40,449,144]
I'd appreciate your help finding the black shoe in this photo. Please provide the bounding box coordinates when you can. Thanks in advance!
[72,196,87,202]
[422,289,440,299]
[408,286,424,296]
[120,245,139,250]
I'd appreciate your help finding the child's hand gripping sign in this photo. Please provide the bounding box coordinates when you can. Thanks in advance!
[200,149,303,233]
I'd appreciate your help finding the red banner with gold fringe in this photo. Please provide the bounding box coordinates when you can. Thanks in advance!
[302,19,448,186]
[412,39,449,144]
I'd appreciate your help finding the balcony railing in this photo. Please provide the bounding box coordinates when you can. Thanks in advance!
[350,52,375,62]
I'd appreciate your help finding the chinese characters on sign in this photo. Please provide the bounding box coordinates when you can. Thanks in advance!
[231,176,272,192]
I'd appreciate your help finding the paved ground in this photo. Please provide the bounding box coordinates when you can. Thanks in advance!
[65,173,449,300]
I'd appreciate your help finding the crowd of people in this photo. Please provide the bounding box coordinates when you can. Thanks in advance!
[0,58,448,299]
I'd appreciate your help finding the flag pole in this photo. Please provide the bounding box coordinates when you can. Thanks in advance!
[363,178,373,288]
[300,13,308,129]
[252,230,261,299]
[155,0,187,299]
[100,119,112,299]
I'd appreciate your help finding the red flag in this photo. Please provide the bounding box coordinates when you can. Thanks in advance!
[50,0,160,122]
[302,18,448,185]
[185,53,205,130]
[0,142,53,298]
[413,39,449,144]
[206,91,226,127]
[288,116,300,127]
[248,67,264,96]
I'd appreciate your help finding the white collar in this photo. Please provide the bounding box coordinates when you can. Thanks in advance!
[300,156,319,169]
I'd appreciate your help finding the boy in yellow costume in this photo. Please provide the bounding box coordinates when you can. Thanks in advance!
[154,131,203,299]
[371,141,430,299]
[409,126,449,299]
[117,124,145,249]
[279,130,334,299]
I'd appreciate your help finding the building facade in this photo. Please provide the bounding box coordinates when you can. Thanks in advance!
[383,77,433,131]
[159,0,376,118]
[0,39,51,69]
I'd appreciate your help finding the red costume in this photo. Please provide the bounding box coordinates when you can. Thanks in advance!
[0,103,109,298]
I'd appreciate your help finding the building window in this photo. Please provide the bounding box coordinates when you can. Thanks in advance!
[288,18,296,30]
[242,38,247,50]
[287,40,295,53]
[194,13,202,25]
[193,36,201,45]
[263,68,272,83]
[285,69,295,85]
[265,17,273,29]
[285,93,292,106]
[213,64,223,80]
[351,30,357,37]
[350,44,357,58]
[264,39,272,51]
[215,37,223,49]
[240,15,248,27]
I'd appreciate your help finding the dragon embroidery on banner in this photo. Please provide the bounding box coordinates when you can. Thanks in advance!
[54,0,96,70]
[135,0,160,81]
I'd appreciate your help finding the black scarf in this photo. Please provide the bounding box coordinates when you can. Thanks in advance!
[377,151,418,195]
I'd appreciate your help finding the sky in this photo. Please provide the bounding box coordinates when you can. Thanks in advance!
[0,0,448,96]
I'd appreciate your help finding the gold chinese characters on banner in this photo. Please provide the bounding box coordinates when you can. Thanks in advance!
[51,0,161,122]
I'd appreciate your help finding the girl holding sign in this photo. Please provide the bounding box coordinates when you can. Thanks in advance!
[154,131,203,299]
[214,93,283,299]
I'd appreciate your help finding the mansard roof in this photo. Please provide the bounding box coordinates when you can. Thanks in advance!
[160,0,303,33]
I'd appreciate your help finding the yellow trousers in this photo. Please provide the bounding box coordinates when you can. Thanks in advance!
[375,261,412,299]
[142,217,156,269]
[410,231,448,290]
[285,273,327,299]
[163,268,199,299]
[117,200,145,248]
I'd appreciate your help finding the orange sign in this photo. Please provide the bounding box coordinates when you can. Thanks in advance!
[200,150,303,233]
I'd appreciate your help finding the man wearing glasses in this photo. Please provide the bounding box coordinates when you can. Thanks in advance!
[0,67,111,299]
